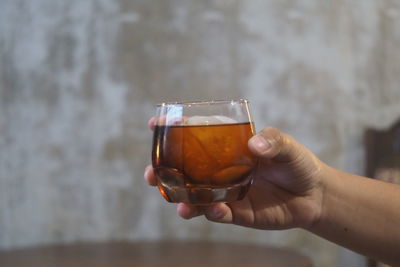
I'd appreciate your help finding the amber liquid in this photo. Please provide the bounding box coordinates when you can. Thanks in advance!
[152,122,256,204]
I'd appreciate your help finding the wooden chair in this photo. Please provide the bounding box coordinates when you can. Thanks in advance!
[365,119,400,267]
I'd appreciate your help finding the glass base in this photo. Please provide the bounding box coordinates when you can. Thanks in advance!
[157,181,252,205]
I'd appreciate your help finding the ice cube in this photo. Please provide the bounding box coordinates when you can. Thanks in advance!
[184,115,237,125]
[212,115,237,124]
[184,116,217,125]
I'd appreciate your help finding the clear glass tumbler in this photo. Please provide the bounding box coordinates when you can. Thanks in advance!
[152,99,256,204]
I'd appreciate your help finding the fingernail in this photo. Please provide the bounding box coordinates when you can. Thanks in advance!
[250,135,271,153]
[211,205,224,219]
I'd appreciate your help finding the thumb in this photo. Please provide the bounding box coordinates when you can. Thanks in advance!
[248,127,302,162]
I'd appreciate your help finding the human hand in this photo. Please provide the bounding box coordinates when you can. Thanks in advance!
[144,119,326,230]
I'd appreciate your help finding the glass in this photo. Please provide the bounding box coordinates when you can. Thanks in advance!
[152,99,257,204]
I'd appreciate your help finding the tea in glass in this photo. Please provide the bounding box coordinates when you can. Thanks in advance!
[152,100,256,204]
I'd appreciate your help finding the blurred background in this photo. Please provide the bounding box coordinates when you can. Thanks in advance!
[1,0,400,266]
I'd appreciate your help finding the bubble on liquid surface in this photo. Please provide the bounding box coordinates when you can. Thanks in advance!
[184,115,237,125]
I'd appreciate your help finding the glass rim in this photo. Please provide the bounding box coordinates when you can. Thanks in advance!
[156,99,249,107]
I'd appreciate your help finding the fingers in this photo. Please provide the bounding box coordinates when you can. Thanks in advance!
[176,202,233,223]
[148,117,156,131]
[148,116,189,131]
[248,127,302,162]
[177,203,205,219]
[144,165,157,186]
[147,116,171,130]
[148,116,167,130]
[204,203,233,223]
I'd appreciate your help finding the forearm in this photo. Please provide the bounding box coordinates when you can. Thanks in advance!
[307,165,400,265]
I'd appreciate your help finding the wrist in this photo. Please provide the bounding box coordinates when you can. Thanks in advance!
[302,162,332,231]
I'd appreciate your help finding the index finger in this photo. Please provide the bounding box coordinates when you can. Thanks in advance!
[148,117,156,131]
[144,165,157,186]
[148,116,168,131]
[148,116,188,131]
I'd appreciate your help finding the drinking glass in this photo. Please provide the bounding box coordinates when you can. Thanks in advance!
[152,99,256,204]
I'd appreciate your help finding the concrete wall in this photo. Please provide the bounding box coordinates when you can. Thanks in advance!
[1,0,400,266]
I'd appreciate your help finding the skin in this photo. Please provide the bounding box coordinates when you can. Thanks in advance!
[144,120,400,265]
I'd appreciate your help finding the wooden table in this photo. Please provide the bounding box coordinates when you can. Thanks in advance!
[0,241,312,267]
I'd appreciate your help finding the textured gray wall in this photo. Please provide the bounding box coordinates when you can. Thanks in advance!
[1,1,400,266]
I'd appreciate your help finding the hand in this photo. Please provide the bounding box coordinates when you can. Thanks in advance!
[145,120,326,230]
